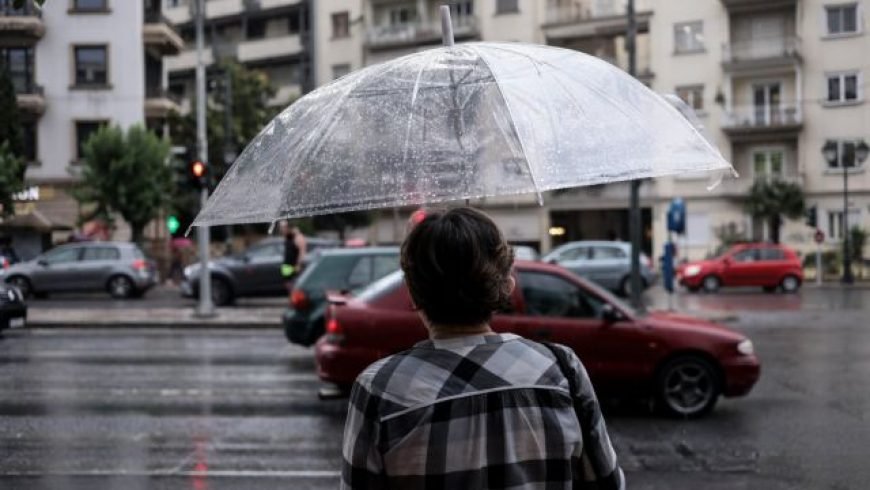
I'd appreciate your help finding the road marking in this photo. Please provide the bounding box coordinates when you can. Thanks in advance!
[1,469,341,478]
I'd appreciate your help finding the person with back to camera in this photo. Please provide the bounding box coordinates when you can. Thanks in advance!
[341,207,625,489]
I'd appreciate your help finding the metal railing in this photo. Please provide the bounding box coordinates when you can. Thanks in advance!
[145,86,181,104]
[721,103,802,129]
[544,0,650,25]
[367,15,478,47]
[722,35,800,63]
[0,0,41,17]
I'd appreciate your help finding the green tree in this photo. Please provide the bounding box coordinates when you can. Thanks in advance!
[0,143,25,218]
[73,125,172,243]
[850,226,867,278]
[13,0,46,8]
[0,67,23,159]
[744,179,805,244]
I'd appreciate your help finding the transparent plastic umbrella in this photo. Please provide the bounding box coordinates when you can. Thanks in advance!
[192,42,733,228]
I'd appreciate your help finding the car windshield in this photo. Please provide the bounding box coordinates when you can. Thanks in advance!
[568,271,641,317]
[357,269,404,302]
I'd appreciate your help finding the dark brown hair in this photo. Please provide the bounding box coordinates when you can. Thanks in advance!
[400,207,514,327]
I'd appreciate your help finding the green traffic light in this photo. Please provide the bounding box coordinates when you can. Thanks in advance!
[167,215,181,235]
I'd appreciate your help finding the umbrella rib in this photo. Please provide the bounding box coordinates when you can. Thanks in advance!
[399,53,434,181]
[469,45,543,205]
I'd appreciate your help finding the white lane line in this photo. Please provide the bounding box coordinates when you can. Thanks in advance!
[1,469,341,478]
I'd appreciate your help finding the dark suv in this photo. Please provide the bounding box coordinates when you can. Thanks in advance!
[284,247,400,346]
[3,242,157,299]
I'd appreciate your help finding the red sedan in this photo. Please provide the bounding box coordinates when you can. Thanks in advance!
[316,261,760,417]
[678,243,803,293]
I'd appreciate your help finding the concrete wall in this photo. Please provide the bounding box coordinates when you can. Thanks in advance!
[312,0,364,86]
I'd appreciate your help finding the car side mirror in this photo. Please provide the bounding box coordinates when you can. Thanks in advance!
[547,258,558,265]
[722,257,732,266]
[241,254,251,263]
[601,303,623,325]
[37,259,48,267]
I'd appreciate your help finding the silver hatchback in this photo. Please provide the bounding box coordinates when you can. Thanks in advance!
[542,241,656,296]
[2,242,157,299]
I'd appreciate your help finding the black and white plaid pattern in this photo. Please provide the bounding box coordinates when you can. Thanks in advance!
[341,333,625,489]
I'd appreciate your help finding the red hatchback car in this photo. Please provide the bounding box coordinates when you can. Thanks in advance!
[315,261,760,417]
[678,243,803,293]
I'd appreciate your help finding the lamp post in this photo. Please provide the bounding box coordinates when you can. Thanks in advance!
[824,140,869,284]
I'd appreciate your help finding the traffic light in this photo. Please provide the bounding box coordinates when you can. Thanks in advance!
[190,160,209,189]
[166,215,181,235]
[805,205,817,229]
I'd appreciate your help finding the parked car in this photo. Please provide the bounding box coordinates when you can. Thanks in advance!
[3,242,157,299]
[284,247,400,346]
[678,243,803,293]
[0,283,27,331]
[182,237,340,306]
[542,241,656,296]
[512,245,539,261]
[315,261,760,417]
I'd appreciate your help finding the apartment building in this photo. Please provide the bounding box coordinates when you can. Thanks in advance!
[163,0,313,111]
[309,0,870,259]
[651,0,870,259]
[0,0,182,258]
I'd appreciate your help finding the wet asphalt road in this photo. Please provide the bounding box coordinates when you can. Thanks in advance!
[2,290,870,489]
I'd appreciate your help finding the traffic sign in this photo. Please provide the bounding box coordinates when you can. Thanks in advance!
[814,229,825,244]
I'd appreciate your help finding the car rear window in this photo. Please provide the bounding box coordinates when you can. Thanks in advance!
[592,246,626,259]
[299,255,362,290]
[357,270,404,303]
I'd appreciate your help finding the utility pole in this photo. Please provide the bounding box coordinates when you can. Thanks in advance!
[195,0,215,317]
[223,67,235,255]
[842,163,853,284]
[627,0,644,311]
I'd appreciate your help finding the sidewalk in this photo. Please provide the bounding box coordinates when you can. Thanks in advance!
[26,306,285,328]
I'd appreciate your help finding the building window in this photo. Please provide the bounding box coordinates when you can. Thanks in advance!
[823,139,866,169]
[332,12,350,38]
[450,0,473,18]
[22,121,37,165]
[247,18,266,39]
[752,149,785,179]
[826,72,861,103]
[389,6,414,25]
[828,209,861,239]
[0,47,35,94]
[826,4,859,36]
[675,85,704,111]
[73,45,108,87]
[674,21,704,54]
[496,0,519,14]
[332,64,351,80]
[75,121,108,162]
[71,0,108,12]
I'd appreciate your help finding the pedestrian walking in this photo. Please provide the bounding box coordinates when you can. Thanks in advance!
[280,221,306,291]
[341,207,624,490]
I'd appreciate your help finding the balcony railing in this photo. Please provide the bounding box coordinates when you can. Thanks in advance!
[721,103,802,130]
[145,86,181,104]
[0,0,42,17]
[722,36,800,64]
[544,0,650,25]
[367,15,478,48]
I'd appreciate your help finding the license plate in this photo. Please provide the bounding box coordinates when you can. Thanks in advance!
[9,317,25,328]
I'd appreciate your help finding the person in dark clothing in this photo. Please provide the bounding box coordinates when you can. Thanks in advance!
[280,221,306,290]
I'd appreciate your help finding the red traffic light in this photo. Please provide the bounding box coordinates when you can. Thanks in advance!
[191,161,206,178]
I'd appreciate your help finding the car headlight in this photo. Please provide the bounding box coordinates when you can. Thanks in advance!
[737,339,754,356]
[684,265,702,277]
[183,265,195,278]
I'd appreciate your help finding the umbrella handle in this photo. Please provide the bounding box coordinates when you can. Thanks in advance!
[440,5,454,47]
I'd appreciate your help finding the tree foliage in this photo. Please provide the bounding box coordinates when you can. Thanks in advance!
[0,143,25,218]
[744,179,805,244]
[73,125,172,243]
[0,66,25,217]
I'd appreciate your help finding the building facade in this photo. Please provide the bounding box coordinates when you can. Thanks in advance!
[310,0,870,260]
[0,0,182,258]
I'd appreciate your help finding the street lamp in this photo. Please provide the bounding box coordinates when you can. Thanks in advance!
[824,140,869,284]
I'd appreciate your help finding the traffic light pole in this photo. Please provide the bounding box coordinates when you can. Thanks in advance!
[195,0,215,317]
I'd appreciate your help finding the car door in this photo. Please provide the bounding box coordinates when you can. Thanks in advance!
[588,245,628,290]
[245,242,285,294]
[759,246,787,285]
[722,248,761,286]
[552,245,591,278]
[30,246,83,292]
[79,246,121,290]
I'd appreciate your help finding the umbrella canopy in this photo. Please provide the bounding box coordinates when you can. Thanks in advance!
[193,42,732,228]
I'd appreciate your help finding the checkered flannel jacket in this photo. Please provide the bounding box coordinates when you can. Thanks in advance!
[341,333,625,489]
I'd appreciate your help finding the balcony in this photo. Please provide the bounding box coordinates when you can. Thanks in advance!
[144,10,184,55]
[165,47,215,73]
[542,1,651,40]
[722,36,801,72]
[366,16,479,50]
[721,103,803,142]
[720,0,798,14]
[0,0,45,41]
[163,0,303,26]
[16,81,44,116]
[145,87,181,119]
[238,34,302,64]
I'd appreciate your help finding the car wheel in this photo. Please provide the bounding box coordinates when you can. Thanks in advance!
[211,277,233,306]
[108,275,135,299]
[780,275,800,294]
[762,285,778,293]
[7,276,32,298]
[619,275,648,297]
[656,356,720,418]
[701,275,721,293]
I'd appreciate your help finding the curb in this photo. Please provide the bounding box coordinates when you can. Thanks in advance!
[23,321,282,329]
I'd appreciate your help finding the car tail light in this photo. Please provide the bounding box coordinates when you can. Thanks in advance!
[1,258,8,269]
[325,307,345,344]
[641,254,651,269]
[290,289,309,310]
[326,318,341,335]
[132,259,148,272]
